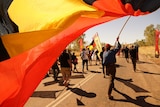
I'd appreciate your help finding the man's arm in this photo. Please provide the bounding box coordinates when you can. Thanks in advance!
[114,37,121,53]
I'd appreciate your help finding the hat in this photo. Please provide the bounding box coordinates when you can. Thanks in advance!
[106,44,111,48]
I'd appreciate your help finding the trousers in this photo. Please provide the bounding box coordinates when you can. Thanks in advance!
[106,63,116,95]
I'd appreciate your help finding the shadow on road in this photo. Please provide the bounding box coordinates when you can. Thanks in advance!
[113,88,160,107]
[31,90,62,98]
[43,74,85,86]
[71,74,85,79]
[67,87,96,106]
[76,98,85,106]
[115,77,149,92]
[90,70,101,73]
[137,60,153,64]
[43,80,58,86]
[67,87,96,98]
[137,70,160,75]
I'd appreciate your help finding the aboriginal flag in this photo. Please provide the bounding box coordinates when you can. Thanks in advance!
[90,40,96,47]
[0,0,160,106]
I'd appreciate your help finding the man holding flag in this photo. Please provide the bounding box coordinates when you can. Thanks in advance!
[103,37,121,100]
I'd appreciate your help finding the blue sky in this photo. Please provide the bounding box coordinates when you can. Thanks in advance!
[84,9,160,45]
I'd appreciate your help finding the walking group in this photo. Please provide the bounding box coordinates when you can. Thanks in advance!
[45,44,101,86]
[46,49,78,87]
[45,38,139,100]
[121,43,139,72]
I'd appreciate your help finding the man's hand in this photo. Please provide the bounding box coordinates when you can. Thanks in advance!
[116,36,119,41]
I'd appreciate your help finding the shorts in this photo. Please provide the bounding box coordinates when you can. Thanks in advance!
[61,67,71,76]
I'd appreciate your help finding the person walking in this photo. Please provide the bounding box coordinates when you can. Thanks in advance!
[103,37,121,100]
[87,48,92,66]
[129,45,137,72]
[59,49,72,87]
[71,52,78,72]
[100,47,105,78]
[124,46,129,63]
[80,48,89,73]
[135,44,139,61]
[95,49,100,65]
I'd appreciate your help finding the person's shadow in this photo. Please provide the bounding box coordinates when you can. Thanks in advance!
[67,87,96,98]
[67,87,96,106]
[115,77,149,92]
[113,88,160,107]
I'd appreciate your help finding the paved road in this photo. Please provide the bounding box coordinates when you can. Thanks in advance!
[24,55,160,107]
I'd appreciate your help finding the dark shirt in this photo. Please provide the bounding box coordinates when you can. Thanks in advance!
[59,52,70,67]
[71,54,76,61]
[103,41,121,65]
[71,54,78,64]
[100,51,104,60]
[100,50,104,63]
[129,48,137,59]
[124,47,129,58]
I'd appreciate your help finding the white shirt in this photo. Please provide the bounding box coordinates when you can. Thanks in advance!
[81,50,89,60]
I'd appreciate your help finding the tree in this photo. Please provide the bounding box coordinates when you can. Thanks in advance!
[144,24,155,46]
[69,34,86,51]
[136,39,146,46]
[156,24,160,30]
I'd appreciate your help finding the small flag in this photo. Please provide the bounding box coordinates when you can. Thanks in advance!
[93,32,102,52]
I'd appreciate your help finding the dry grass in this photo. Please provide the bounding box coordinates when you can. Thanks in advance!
[139,46,160,65]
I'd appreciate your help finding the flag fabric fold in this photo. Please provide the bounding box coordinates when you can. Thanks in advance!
[0,0,160,106]
[1,16,118,107]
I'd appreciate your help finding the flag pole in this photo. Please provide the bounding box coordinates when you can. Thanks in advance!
[117,15,131,38]
[113,15,131,46]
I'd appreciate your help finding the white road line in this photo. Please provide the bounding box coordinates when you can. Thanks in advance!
[46,73,96,107]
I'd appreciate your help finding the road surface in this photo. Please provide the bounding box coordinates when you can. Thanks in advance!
[25,54,160,107]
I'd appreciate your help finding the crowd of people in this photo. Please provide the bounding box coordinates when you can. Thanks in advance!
[45,47,101,86]
[45,41,139,99]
